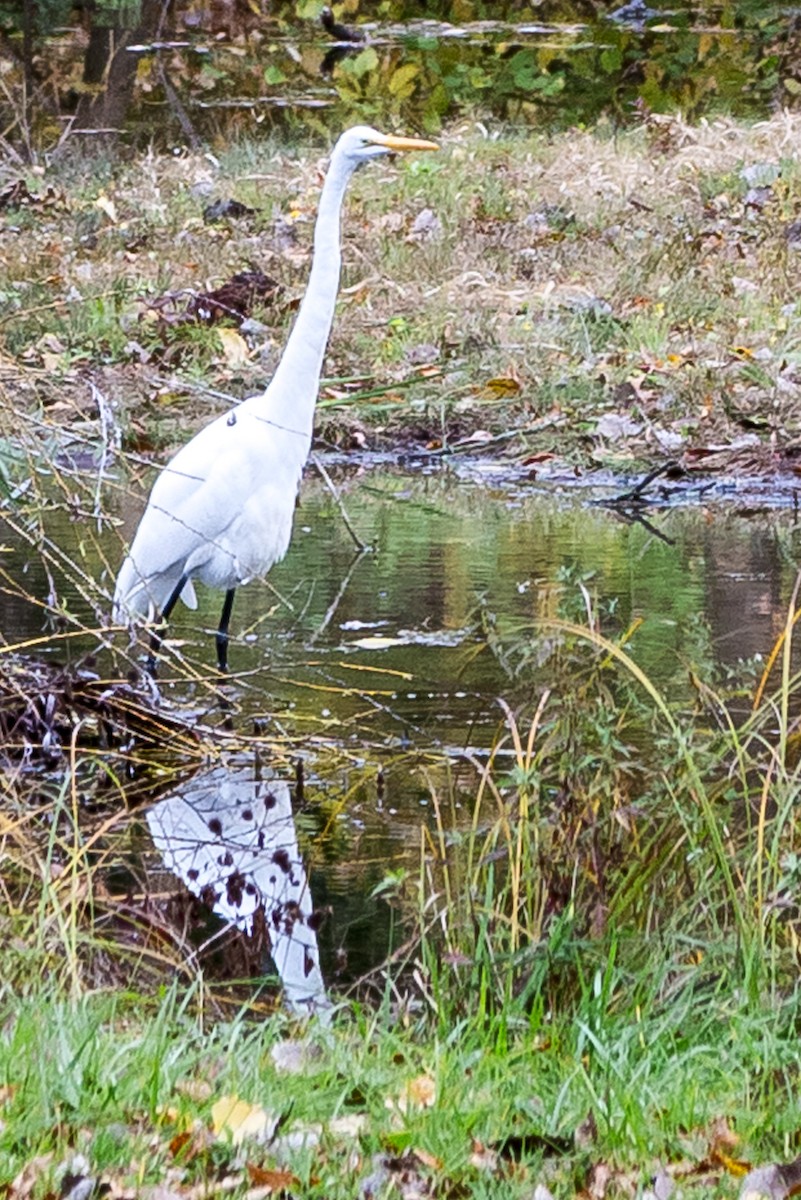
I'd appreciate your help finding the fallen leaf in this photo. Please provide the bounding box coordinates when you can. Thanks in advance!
[469,1140,498,1171]
[388,1074,436,1113]
[246,1163,300,1191]
[715,1150,753,1178]
[414,1147,444,1171]
[212,1095,277,1146]
[141,1186,183,1200]
[408,207,441,241]
[169,1130,193,1158]
[594,413,643,440]
[588,1161,613,1199]
[217,327,250,368]
[575,1109,598,1149]
[709,1115,740,1153]
[482,375,521,397]
[270,1038,321,1076]
[175,1078,213,1103]
[522,452,556,465]
[740,1157,801,1200]
[95,194,118,222]
[643,1165,674,1200]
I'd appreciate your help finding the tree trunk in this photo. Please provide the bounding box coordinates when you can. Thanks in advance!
[75,0,164,137]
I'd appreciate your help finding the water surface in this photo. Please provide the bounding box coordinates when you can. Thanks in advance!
[2,460,800,991]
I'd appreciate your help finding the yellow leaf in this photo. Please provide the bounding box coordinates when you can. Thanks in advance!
[389,63,420,98]
[713,1149,752,1177]
[349,46,378,77]
[482,375,521,398]
[217,327,250,368]
[211,1094,272,1145]
[95,194,117,223]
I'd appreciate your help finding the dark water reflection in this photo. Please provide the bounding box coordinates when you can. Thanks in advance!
[2,462,801,995]
[43,1,790,149]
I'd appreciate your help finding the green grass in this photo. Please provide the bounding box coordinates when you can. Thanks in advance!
[0,959,798,1195]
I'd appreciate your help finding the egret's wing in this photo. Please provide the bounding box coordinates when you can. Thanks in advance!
[119,416,250,576]
[114,402,307,618]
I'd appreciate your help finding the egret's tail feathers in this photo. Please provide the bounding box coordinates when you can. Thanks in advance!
[113,557,198,623]
[180,578,198,610]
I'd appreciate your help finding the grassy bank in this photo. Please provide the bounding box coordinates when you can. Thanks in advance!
[2,597,801,1196]
[1,112,800,478]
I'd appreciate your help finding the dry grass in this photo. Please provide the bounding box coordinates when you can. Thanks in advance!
[1,112,800,474]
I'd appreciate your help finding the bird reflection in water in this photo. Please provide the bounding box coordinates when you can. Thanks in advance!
[147,763,331,1020]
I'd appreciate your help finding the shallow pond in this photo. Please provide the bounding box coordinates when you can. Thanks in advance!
[32,0,788,151]
[2,458,801,1003]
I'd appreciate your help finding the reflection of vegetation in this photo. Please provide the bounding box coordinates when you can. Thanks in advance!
[0,0,795,152]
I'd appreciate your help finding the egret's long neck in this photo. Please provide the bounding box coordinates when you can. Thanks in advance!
[262,150,354,441]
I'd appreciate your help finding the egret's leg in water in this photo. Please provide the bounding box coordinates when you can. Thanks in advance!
[216,588,236,673]
[147,573,188,674]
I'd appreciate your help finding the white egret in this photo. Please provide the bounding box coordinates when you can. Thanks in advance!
[113,126,438,671]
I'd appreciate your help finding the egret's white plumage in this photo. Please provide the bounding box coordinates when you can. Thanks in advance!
[113,125,438,668]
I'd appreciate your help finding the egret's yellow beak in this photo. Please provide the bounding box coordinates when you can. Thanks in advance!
[377,134,440,153]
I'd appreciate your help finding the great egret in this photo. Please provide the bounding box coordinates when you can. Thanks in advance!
[113,126,438,671]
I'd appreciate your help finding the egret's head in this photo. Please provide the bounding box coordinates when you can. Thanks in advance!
[334,125,439,167]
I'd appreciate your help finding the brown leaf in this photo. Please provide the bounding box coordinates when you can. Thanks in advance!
[246,1163,300,1192]
[387,1074,436,1114]
[414,1147,444,1171]
[9,1153,54,1199]
[169,1131,192,1158]
[175,1078,213,1103]
[588,1161,614,1199]
[469,1140,498,1172]
[575,1110,598,1149]
[709,1115,740,1153]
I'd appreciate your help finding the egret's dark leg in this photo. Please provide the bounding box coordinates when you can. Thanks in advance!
[216,588,236,673]
[147,573,188,674]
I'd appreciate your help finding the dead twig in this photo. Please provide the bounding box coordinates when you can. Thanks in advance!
[310,453,367,552]
[601,460,680,507]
